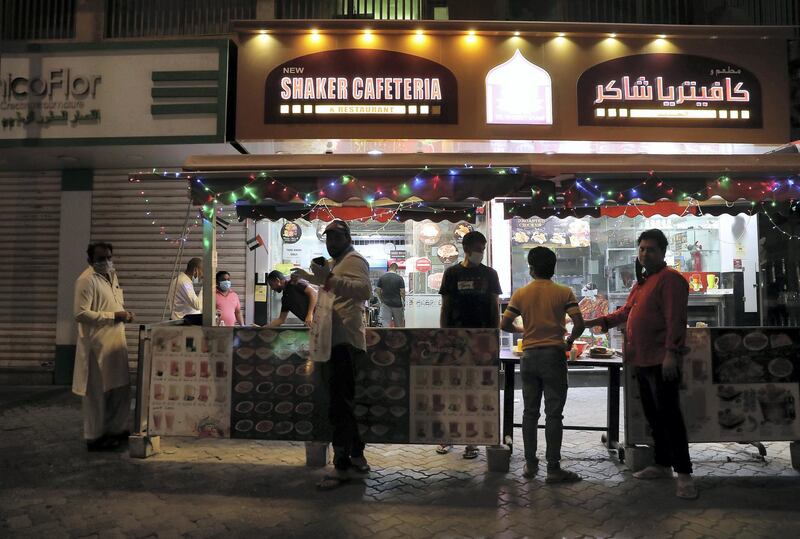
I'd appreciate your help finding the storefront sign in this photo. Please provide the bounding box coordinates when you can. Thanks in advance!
[389,249,407,259]
[485,50,552,125]
[264,49,458,124]
[0,40,232,145]
[577,54,763,128]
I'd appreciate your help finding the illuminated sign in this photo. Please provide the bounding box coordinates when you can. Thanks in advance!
[577,54,762,128]
[486,50,552,125]
[264,49,457,124]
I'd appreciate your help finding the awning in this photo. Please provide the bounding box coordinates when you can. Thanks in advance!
[126,151,800,222]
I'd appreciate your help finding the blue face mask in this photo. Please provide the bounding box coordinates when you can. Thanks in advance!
[218,280,231,292]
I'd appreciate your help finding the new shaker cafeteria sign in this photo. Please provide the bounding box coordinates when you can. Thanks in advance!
[264,49,458,123]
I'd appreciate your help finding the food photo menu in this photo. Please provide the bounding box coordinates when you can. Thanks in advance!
[626,327,800,444]
[148,326,232,438]
[230,328,331,441]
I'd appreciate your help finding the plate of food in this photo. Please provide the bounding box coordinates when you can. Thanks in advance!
[235,419,254,432]
[437,243,459,264]
[383,331,408,350]
[717,385,742,401]
[255,420,274,433]
[768,357,793,378]
[717,356,764,384]
[235,364,254,377]
[294,421,313,436]
[371,349,395,367]
[454,222,474,241]
[258,329,279,343]
[532,231,547,244]
[770,333,793,349]
[588,346,615,359]
[295,384,315,397]
[365,330,381,347]
[743,331,769,352]
[237,329,257,342]
[714,333,742,354]
[235,401,254,414]
[275,401,294,414]
[255,363,274,377]
[419,223,441,246]
[511,231,529,245]
[718,409,745,429]
[274,421,294,435]
[234,381,254,394]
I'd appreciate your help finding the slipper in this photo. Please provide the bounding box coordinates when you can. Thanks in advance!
[633,466,673,480]
[462,447,479,460]
[435,444,451,455]
[350,456,371,475]
[317,475,351,491]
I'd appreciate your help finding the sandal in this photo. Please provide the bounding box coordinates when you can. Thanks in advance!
[435,444,451,455]
[317,475,351,491]
[633,466,673,480]
[462,446,479,460]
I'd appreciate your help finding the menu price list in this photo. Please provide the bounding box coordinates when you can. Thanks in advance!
[409,366,499,445]
[149,327,232,438]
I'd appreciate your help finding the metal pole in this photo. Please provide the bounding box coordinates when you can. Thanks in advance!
[202,211,217,326]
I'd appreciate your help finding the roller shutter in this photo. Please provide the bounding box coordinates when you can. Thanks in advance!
[0,174,61,369]
[91,173,247,366]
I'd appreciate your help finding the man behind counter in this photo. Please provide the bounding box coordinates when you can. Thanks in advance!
[266,270,317,327]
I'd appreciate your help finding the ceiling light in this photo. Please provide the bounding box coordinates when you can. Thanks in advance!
[609,33,617,38]
[513,31,520,36]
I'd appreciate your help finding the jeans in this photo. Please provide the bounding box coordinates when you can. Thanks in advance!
[521,346,568,469]
[322,343,366,470]
[636,365,693,474]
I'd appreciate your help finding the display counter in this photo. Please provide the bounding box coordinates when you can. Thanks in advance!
[137,326,502,447]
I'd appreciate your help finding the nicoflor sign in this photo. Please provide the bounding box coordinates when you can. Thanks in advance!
[264,49,458,124]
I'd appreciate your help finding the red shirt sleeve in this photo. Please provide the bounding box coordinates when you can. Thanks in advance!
[602,285,636,329]
[661,273,689,353]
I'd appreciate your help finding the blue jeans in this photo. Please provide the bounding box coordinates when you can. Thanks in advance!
[521,346,568,469]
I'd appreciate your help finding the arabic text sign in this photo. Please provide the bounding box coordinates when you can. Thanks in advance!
[264,49,458,124]
[577,54,762,128]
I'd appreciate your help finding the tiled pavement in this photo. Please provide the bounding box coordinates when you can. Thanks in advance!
[1,386,799,539]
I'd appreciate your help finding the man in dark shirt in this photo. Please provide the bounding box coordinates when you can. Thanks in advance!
[376,263,406,327]
[265,270,317,327]
[437,230,502,459]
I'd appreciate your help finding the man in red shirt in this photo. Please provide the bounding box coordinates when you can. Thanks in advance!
[586,229,697,500]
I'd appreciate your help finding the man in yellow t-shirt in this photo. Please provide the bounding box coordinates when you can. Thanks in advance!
[501,247,585,483]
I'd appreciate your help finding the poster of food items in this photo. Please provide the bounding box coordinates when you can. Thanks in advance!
[230,328,499,445]
[229,328,330,441]
[625,327,800,444]
[404,329,500,445]
[148,326,232,438]
[511,217,590,248]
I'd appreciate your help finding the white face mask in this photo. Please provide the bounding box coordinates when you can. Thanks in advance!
[467,252,484,265]
[93,260,113,274]
[192,274,200,284]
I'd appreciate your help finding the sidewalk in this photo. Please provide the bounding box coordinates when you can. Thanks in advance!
[1,386,798,538]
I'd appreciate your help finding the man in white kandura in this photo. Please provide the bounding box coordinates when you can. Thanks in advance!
[73,242,134,451]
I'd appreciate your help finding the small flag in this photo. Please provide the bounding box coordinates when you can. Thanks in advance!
[247,234,268,253]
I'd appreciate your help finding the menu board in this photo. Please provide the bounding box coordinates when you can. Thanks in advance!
[229,328,330,441]
[625,327,800,444]
[148,326,232,438]
[511,216,590,249]
[406,329,500,445]
[226,327,500,445]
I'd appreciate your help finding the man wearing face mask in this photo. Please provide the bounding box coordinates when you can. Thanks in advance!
[437,230,502,459]
[170,258,203,320]
[73,242,134,451]
[215,271,244,326]
[291,219,372,490]
[585,229,696,499]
